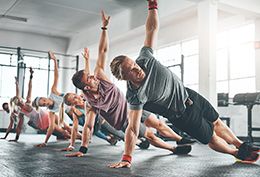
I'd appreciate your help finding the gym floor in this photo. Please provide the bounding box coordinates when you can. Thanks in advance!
[0,133,259,177]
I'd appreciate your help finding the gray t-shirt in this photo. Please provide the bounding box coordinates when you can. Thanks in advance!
[126,46,189,117]
[48,92,64,113]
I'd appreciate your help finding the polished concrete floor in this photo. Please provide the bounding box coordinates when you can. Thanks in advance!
[0,133,260,177]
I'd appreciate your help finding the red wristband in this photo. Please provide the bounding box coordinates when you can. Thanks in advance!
[148,0,158,10]
[121,154,132,164]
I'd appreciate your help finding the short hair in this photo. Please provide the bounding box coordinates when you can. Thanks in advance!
[63,93,72,106]
[110,55,127,80]
[71,70,87,90]
[2,102,8,110]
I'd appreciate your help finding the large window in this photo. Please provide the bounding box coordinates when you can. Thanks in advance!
[156,39,199,91]
[23,55,54,99]
[0,53,17,103]
[111,23,255,99]
[216,23,255,97]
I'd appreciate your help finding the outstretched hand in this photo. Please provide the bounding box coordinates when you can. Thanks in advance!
[35,143,47,148]
[101,10,110,28]
[108,161,131,168]
[82,48,89,61]
[29,67,34,75]
[48,51,57,61]
[65,151,84,157]
[61,146,74,152]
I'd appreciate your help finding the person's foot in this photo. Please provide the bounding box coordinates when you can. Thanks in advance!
[177,137,196,146]
[172,145,192,155]
[239,142,260,153]
[107,137,118,146]
[136,138,150,149]
[236,142,260,163]
[236,151,259,163]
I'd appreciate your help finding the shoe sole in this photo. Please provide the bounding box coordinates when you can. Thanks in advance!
[236,154,260,164]
[173,146,192,155]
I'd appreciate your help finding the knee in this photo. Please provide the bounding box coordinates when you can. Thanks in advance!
[208,133,218,145]
[145,129,156,141]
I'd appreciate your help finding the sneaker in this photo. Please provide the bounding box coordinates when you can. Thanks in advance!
[239,142,260,153]
[177,137,196,145]
[172,145,192,155]
[137,138,150,149]
[236,142,260,163]
[236,151,259,163]
[107,137,118,146]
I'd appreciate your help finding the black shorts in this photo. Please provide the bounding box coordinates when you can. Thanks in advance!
[168,88,219,144]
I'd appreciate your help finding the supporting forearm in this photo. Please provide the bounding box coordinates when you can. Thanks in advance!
[3,121,14,138]
[70,118,78,146]
[44,125,54,144]
[124,126,139,156]
[15,116,24,141]
[81,124,92,147]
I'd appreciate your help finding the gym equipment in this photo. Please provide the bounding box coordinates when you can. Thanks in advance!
[218,93,229,107]
[217,93,231,127]
[233,92,260,142]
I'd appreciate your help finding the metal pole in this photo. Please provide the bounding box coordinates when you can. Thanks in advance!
[47,55,51,96]
[181,54,184,82]
[247,104,253,142]
[75,55,79,93]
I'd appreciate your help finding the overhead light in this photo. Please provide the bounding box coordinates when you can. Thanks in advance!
[0,14,27,22]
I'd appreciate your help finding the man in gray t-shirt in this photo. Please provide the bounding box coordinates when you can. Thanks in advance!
[126,46,189,117]
[110,0,259,168]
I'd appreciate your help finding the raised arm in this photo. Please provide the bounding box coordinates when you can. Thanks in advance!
[26,67,34,104]
[94,11,110,72]
[144,0,159,49]
[82,48,90,75]
[109,109,143,168]
[49,51,60,95]
[15,77,19,97]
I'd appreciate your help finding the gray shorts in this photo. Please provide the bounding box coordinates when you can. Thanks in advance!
[122,110,152,138]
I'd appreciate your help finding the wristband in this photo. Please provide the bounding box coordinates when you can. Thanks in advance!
[121,154,132,164]
[101,27,107,30]
[79,146,88,154]
[148,0,158,10]
[30,75,33,79]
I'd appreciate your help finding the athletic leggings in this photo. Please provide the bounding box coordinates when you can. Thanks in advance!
[100,121,125,140]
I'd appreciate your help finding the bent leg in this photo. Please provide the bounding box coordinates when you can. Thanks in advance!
[213,118,242,148]
[208,132,237,156]
[144,114,182,141]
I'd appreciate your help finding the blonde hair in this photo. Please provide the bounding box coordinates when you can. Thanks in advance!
[110,55,126,80]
